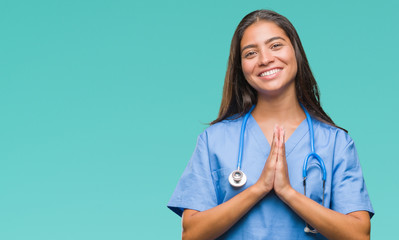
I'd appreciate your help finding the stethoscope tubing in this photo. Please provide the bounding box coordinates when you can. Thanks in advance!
[237,105,255,170]
[301,106,327,181]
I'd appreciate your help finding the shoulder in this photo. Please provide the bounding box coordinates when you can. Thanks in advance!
[312,117,354,153]
[199,115,244,140]
[313,117,353,143]
[194,116,244,153]
[312,118,360,167]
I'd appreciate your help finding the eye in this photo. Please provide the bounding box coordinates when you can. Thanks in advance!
[244,51,257,58]
[271,43,283,49]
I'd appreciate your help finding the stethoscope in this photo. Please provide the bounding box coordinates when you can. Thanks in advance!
[228,104,326,234]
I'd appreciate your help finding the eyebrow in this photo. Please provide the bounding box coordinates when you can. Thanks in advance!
[241,36,286,54]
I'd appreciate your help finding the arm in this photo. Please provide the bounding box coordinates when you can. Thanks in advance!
[182,184,265,240]
[273,127,371,240]
[182,128,280,240]
[280,189,370,240]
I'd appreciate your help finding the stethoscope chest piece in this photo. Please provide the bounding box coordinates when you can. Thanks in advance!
[229,170,247,187]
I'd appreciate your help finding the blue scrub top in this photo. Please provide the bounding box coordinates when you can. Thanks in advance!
[167,114,374,239]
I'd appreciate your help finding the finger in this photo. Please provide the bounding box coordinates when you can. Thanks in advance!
[269,125,278,159]
[282,128,288,168]
[274,126,280,159]
[281,127,285,150]
[270,125,276,149]
[278,127,287,166]
[276,126,282,148]
[277,127,285,161]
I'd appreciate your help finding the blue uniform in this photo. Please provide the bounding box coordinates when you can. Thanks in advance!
[167,114,374,239]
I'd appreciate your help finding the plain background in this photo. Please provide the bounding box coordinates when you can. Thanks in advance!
[1,0,398,239]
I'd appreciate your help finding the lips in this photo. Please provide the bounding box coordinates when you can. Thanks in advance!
[258,68,283,77]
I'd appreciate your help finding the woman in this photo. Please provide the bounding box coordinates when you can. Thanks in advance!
[167,9,373,239]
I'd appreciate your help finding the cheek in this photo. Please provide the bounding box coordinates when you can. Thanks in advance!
[241,61,257,89]
[241,61,249,75]
[288,49,297,65]
[291,58,298,76]
[241,60,254,78]
[282,50,298,75]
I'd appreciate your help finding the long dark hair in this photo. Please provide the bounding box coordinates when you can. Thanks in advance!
[211,9,345,132]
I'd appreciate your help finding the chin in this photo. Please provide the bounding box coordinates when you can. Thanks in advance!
[255,83,294,98]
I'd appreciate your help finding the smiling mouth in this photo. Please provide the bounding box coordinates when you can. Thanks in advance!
[259,68,282,77]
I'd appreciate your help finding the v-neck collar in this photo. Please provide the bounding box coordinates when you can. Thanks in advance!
[246,114,309,157]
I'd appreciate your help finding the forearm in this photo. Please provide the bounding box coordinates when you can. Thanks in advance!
[280,188,370,240]
[182,184,267,240]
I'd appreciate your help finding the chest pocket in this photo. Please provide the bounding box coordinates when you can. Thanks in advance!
[212,168,252,204]
[304,162,325,205]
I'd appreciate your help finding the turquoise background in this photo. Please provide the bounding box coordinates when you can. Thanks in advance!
[1,0,397,239]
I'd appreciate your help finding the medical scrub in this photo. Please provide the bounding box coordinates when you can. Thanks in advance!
[167,114,374,239]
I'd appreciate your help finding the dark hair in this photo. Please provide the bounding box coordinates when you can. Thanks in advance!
[211,9,345,132]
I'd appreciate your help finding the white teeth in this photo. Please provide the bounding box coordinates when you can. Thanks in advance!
[260,68,281,77]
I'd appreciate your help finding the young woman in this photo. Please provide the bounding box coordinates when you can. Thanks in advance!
[167,9,374,240]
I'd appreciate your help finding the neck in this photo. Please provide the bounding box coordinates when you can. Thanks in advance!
[252,90,305,124]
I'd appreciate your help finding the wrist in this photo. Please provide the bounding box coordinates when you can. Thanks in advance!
[277,186,296,203]
[251,182,271,199]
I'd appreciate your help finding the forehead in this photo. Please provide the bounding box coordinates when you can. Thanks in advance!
[240,21,289,48]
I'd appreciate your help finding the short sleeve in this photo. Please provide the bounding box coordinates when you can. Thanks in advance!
[167,133,218,217]
[331,139,374,218]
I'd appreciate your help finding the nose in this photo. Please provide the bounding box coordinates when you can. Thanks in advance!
[258,49,274,66]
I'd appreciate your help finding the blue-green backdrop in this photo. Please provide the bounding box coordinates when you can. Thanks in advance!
[1,0,397,239]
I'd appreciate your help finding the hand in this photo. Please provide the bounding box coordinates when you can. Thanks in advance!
[253,126,279,196]
[273,126,294,198]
